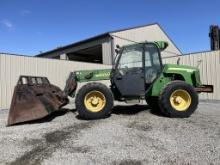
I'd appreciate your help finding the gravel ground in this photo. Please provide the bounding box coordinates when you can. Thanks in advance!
[0,101,220,165]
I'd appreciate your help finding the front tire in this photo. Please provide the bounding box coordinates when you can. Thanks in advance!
[75,82,114,119]
[159,81,198,118]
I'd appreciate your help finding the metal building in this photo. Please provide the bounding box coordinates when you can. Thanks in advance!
[37,23,181,64]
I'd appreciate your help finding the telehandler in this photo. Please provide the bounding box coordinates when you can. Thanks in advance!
[7,41,213,125]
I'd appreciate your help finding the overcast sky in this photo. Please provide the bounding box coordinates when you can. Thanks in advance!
[0,0,219,56]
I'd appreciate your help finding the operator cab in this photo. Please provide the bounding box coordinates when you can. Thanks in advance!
[111,42,163,99]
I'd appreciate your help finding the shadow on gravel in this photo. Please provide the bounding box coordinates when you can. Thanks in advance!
[75,104,164,119]
[149,108,164,117]
[112,104,164,117]
[75,104,150,120]
[112,159,143,165]
[11,104,165,126]
[112,104,150,115]
[10,108,76,126]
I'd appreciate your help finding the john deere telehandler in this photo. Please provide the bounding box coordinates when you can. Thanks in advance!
[7,41,213,126]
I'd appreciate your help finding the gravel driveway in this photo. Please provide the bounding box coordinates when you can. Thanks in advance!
[0,101,219,165]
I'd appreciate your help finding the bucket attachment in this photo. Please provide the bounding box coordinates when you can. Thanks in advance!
[7,76,69,126]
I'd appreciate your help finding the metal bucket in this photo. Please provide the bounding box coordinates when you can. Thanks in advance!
[7,76,68,126]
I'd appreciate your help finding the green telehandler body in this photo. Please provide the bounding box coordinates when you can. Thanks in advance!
[7,41,213,125]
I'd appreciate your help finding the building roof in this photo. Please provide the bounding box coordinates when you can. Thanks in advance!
[37,23,181,57]
[0,52,30,57]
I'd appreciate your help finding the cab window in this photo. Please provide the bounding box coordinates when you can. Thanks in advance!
[145,44,161,68]
[117,44,143,71]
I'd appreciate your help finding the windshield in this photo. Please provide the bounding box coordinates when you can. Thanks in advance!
[117,44,143,70]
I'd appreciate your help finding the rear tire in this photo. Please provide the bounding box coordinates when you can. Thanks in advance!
[75,82,114,119]
[159,81,198,118]
[146,97,161,112]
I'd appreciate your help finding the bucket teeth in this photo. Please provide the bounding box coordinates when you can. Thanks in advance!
[7,76,68,126]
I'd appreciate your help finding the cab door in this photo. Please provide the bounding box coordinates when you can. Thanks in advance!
[112,44,145,97]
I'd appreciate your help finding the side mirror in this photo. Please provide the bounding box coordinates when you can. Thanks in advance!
[116,45,120,49]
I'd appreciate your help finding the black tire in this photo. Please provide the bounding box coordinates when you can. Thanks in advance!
[146,97,160,112]
[159,81,198,118]
[75,82,114,119]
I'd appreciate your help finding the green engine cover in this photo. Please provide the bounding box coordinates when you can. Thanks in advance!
[146,64,201,97]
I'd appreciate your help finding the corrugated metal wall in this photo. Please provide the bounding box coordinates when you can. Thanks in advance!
[0,54,111,109]
[102,39,113,65]
[163,50,220,100]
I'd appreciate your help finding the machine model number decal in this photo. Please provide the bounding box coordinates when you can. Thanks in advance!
[95,72,110,77]
[168,68,195,73]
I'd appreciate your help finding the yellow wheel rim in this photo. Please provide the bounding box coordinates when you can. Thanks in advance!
[170,89,191,111]
[84,90,106,112]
